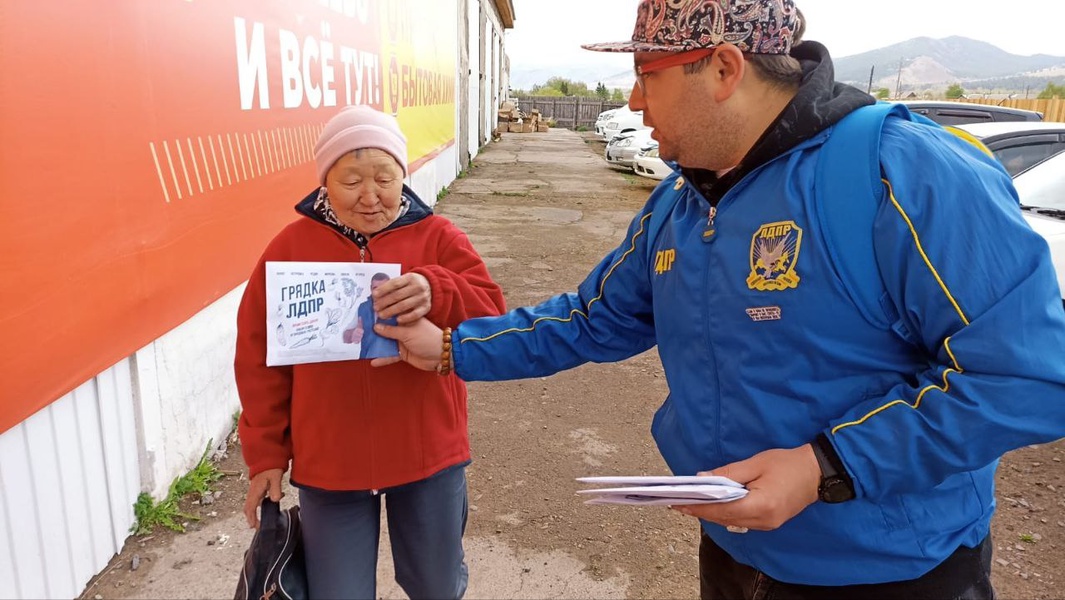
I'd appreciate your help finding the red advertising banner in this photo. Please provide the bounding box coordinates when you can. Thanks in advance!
[0,0,456,433]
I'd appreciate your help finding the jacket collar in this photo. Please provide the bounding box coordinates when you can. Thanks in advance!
[294,184,433,239]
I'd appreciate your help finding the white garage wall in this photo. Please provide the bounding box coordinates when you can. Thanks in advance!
[132,285,245,499]
[468,0,482,157]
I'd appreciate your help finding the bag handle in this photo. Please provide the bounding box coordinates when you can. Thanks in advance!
[258,498,282,532]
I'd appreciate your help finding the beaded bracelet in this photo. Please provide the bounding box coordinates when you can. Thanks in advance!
[438,327,453,376]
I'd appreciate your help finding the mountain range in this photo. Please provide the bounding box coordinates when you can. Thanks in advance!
[511,37,1065,96]
[834,36,1065,94]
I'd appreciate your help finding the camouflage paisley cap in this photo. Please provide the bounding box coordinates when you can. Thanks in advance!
[582,0,801,55]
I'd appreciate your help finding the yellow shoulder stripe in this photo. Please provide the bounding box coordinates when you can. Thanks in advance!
[883,179,970,326]
[943,126,995,158]
[460,212,654,344]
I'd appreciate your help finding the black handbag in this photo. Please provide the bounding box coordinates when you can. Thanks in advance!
[234,499,308,600]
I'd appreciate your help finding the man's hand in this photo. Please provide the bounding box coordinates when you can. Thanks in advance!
[371,318,445,370]
[352,317,365,344]
[373,273,432,324]
[243,468,284,529]
[672,445,821,531]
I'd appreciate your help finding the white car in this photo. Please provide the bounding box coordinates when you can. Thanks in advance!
[633,143,672,180]
[1016,150,1065,212]
[605,129,655,169]
[601,105,649,141]
[1014,151,1065,302]
[594,108,618,137]
[953,122,1065,176]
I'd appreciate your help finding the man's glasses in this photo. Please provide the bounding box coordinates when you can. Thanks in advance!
[634,48,715,93]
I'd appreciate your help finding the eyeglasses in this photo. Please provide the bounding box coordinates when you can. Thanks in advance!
[634,49,715,94]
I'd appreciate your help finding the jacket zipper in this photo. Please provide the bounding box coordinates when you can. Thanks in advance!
[684,157,788,468]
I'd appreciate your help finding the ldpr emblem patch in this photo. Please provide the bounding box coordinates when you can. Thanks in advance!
[747,221,802,291]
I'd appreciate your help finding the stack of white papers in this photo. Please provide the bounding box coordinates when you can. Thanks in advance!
[576,475,748,506]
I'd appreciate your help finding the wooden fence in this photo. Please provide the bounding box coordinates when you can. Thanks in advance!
[509,96,1065,127]
[955,98,1065,123]
[511,97,627,130]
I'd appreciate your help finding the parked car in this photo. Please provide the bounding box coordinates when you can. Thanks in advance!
[1013,151,1065,304]
[898,101,1043,125]
[594,108,618,137]
[1016,150,1065,212]
[605,129,655,169]
[633,143,672,180]
[954,122,1065,176]
[600,105,649,141]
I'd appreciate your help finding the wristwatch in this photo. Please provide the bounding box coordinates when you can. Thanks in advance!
[812,434,856,503]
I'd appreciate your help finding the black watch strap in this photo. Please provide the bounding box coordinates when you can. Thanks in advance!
[813,433,856,503]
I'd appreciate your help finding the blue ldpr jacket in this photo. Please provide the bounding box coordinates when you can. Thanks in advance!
[451,113,1065,585]
[356,297,399,359]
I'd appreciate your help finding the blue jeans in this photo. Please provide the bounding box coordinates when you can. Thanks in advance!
[297,464,469,600]
[700,532,995,600]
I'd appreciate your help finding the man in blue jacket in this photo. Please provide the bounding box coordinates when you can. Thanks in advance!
[343,272,400,359]
[373,0,1065,597]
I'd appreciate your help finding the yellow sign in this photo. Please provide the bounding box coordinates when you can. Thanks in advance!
[380,0,457,168]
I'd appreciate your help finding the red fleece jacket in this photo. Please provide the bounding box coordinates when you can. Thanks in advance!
[235,214,505,490]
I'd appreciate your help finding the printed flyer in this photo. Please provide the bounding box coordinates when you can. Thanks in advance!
[265,261,401,366]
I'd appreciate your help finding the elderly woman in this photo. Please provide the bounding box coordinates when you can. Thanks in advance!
[235,105,505,600]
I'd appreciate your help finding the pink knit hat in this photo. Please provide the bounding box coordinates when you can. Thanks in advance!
[314,105,408,184]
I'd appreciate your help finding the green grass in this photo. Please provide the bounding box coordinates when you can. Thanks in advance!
[132,492,194,535]
[131,440,223,535]
[1020,533,1037,543]
[171,441,224,497]
[621,172,639,186]
[436,166,478,201]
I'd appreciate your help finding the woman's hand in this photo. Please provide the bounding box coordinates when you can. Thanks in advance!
[371,318,445,370]
[243,468,284,529]
[373,273,432,324]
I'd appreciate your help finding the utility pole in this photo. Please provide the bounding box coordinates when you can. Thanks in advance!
[894,58,904,99]
[867,65,875,95]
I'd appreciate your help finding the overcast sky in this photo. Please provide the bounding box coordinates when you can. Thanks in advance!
[507,0,1065,73]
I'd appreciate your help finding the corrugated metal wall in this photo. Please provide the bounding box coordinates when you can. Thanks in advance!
[0,360,140,599]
